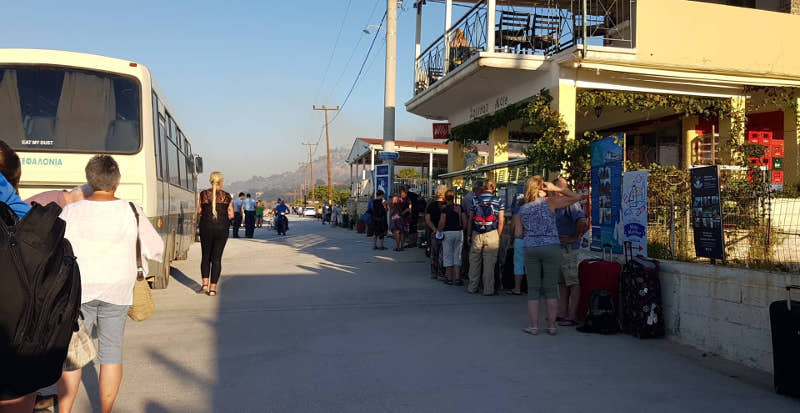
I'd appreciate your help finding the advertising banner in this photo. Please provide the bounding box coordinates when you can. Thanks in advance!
[690,165,725,260]
[591,134,624,253]
[622,171,648,256]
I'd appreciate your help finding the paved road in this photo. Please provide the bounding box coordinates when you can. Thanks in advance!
[65,218,800,412]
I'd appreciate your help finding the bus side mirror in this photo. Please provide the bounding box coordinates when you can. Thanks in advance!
[195,156,204,173]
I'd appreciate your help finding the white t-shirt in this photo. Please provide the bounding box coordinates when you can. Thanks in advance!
[60,199,164,305]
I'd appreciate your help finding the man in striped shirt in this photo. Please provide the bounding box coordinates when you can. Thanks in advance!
[466,179,505,295]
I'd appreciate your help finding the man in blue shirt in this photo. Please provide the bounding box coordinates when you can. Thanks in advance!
[553,177,588,326]
[274,199,290,234]
[466,180,505,295]
[231,192,245,238]
[243,193,257,238]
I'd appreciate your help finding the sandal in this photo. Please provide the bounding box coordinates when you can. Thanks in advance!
[505,290,522,296]
[546,327,558,336]
[198,284,209,294]
[523,326,539,335]
[557,319,579,327]
[207,290,217,297]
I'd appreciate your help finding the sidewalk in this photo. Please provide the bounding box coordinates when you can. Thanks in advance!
[57,218,800,412]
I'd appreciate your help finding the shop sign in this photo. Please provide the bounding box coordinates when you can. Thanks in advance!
[432,123,450,140]
[690,165,725,260]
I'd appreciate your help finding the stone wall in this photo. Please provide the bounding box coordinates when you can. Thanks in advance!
[659,260,800,373]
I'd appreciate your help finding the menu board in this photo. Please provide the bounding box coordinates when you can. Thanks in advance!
[690,165,724,260]
[591,134,624,253]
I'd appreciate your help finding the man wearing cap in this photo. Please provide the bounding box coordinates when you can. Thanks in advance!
[553,177,588,326]
[466,179,505,295]
[459,181,482,280]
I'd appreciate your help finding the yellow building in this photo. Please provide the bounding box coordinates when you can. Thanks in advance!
[407,0,800,188]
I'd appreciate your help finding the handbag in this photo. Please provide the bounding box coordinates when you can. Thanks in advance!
[127,202,155,321]
[63,318,96,371]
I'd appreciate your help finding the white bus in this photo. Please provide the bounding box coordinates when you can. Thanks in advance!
[0,49,202,289]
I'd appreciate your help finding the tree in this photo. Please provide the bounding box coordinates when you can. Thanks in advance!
[395,168,422,179]
[308,185,350,205]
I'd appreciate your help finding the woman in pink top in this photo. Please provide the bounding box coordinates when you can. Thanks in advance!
[56,155,163,413]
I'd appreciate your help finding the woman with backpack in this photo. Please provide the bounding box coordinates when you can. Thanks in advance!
[371,190,388,250]
[514,176,581,336]
[437,190,465,286]
[57,155,163,413]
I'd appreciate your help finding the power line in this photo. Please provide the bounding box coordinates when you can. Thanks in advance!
[326,11,387,127]
[328,0,383,97]
[313,0,354,103]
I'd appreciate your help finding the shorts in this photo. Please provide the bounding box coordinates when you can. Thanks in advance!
[559,245,580,286]
[441,230,463,267]
[81,300,129,365]
[513,238,525,275]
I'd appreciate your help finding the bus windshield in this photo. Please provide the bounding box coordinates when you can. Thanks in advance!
[0,66,141,153]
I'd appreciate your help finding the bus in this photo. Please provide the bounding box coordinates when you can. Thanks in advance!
[0,49,202,289]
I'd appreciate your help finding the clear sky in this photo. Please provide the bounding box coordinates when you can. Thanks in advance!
[1,0,464,182]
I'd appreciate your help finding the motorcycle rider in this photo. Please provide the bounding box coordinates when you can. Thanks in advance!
[274,199,290,235]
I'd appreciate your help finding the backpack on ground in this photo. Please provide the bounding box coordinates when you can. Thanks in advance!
[577,288,619,335]
[0,201,82,395]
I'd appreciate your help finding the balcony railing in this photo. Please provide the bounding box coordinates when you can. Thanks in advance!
[414,0,635,95]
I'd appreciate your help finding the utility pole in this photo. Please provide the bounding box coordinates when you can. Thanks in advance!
[312,105,339,205]
[301,142,317,205]
[384,0,398,192]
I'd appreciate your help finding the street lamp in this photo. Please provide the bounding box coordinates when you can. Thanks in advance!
[363,24,383,35]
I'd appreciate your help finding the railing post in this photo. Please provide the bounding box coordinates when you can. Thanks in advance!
[486,0,495,53]
[414,1,423,92]
[444,0,452,74]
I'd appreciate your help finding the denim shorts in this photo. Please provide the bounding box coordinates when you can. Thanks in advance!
[513,238,525,275]
[81,300,129,365]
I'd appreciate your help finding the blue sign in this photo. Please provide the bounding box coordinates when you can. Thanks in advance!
[374,164,390,200]
[378,151,399,161]
[591,134,624,254]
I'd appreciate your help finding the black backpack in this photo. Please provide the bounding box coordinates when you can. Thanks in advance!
[577,288,619,335]
[0,201,81,395]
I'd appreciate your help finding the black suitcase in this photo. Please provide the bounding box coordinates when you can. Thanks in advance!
[769,285,800,397]
[620,243,664,339]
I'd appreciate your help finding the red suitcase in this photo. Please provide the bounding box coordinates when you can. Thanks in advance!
[577,246,621,321]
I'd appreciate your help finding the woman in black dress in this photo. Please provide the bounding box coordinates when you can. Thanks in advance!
[371,190,388,250]
[197,172,234,296]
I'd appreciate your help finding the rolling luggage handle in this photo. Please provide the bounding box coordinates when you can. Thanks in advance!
[602,243,614,262]
[785,285,800,311]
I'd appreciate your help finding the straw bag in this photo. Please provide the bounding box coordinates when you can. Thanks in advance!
[63,319,96,371]
[128,202,155,321]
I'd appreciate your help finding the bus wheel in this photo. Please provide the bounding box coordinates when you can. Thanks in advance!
[153,233,175,290]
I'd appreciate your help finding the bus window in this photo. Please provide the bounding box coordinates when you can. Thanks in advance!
[177,130,184,152]
[168,140,180,187]
[156,116,166,180]
[152,93,162,180]
[178,153,187,189]
[185,154,194,191]
[2,67,141,153]
[168,115,176,143]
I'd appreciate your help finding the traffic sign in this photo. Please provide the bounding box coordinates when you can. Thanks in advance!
[378,151,399,161]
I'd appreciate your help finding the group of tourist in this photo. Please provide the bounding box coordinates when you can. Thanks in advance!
[0,140,163,413]
[367,186,425,252]
[402,177,587,336]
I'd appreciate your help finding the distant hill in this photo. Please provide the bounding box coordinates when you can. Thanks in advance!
[227,147,351,201]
